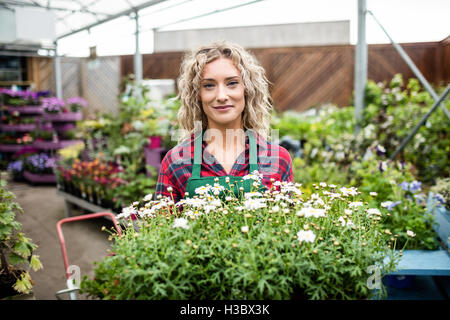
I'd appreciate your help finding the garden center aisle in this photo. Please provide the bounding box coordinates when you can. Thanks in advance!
[5,176,113,300]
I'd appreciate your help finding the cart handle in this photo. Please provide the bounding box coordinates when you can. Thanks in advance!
[56,212,122,279]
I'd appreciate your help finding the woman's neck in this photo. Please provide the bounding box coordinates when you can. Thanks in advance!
[204,125,246,152]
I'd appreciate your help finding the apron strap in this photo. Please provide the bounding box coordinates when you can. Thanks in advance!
[192,130,203,179]
[248,130,258,173]
[192,129,259,179]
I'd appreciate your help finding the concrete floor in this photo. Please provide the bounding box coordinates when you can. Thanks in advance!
[3,174,114,300]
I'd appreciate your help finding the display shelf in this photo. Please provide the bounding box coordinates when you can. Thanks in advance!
[33,139,83,150]
[42,112,82,122]
[23,171,56,183]
[0,144,27,153]
[56,190,117,219]
[387,248,450,276]
[3,105,44,114]
[0,123,36,131]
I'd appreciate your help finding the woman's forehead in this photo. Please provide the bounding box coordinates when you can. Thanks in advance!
[202,57,241,79]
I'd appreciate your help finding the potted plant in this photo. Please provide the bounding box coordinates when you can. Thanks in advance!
[66,97,87,113]
[23,153,57,184]
[80,176,403,300]
[0,175,43,299]
[42,97,82,122]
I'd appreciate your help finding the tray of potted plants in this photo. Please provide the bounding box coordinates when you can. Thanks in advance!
[79,174,410,300]
[23,152,57,183]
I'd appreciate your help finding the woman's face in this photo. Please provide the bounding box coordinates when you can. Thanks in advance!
[200,57,245,131]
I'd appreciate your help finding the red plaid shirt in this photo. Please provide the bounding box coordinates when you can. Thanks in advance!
[155,132,293,203]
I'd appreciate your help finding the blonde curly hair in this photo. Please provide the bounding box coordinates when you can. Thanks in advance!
[176,41,273,142]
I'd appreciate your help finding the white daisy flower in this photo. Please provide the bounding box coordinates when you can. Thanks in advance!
[407,230,416,237]
[340,187,359,196]
[297,230,316,243]
[195,185,211,195]
[296,207,326,218]
[349,201,364,208]
[143,193,153,202]
[244,198,266,210]
[173,218,190,229]
[367,208,382,216]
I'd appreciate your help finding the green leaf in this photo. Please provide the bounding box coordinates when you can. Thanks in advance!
[30,255,43,271]
[8,252,28,265]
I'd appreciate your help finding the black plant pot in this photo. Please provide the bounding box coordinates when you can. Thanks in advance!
[0,270,25,300]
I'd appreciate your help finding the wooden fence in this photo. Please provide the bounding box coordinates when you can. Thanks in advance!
[27,56,120,116]
[121,38,449,112]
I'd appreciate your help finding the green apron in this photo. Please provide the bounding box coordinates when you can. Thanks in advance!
[184,130,264,199]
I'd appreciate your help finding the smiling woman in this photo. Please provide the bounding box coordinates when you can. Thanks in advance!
[155,41,293,203]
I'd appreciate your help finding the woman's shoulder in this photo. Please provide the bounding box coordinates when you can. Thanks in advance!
[161,136,194,166]
[256,135,292,162]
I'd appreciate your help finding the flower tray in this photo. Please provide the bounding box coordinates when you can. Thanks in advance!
[43,112,82,122]
[4,105,44,114]
[0,123,36,132]
[23,171,56,183]
[0,144,27,153]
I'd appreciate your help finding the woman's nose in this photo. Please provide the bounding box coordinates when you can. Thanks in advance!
[216,84,228,102]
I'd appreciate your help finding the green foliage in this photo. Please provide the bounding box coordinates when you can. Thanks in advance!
[275,74,448,250]
[80,180,401,300]
[0,175,43,295]
[430,177,450,210]
[106,166,158,209]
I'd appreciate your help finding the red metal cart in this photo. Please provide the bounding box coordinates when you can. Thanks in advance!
[55,212,122,300]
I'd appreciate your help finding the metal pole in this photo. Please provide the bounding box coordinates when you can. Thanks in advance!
[390,85,450,160]
[367,10,450,120]
[134,10,143,84]
[354,0,367,134]
[53,41,63,99]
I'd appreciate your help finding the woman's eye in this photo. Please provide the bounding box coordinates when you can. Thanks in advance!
[203,83,214,88]
[228,81,238,86]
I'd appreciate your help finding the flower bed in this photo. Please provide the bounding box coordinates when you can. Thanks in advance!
[80,175,406,300]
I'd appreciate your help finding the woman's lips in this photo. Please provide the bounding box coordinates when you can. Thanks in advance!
[213,105,233,111]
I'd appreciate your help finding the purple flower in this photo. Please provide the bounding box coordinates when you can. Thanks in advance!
[378,161,388,172]
[414,194,425,205]
[399,180,422,193]
[42,97,65,113]
[38,90,51,97]
[434,194,445,206]
[376,145,386,156]
[409,181,422,193]
[26,153,55,171]
[7,160,23,172]
[399,181,409,191]
[381,200,401,211]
